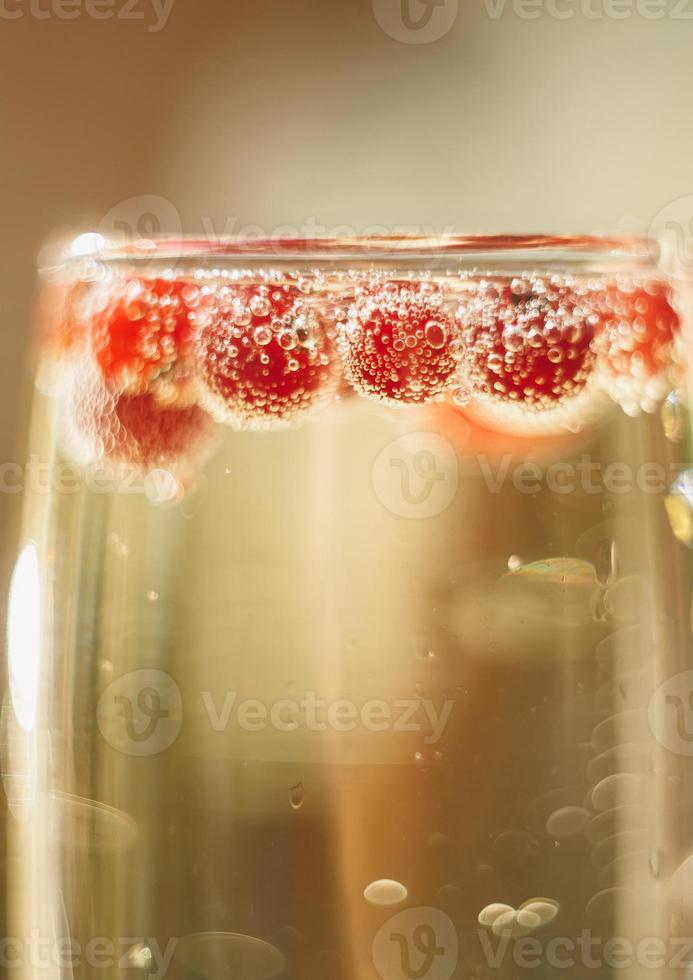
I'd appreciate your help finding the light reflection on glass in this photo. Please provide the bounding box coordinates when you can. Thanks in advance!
[7,541,42,733]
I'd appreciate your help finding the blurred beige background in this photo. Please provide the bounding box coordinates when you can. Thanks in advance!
[0,0,691,955]
[0,0,691,535]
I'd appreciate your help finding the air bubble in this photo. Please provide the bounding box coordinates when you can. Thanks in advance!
[250,295,271,317]
[519,898,560,926]
[363,878,408,906]
[665,470,693,547]
[507,554,523,572]
[594,539,616,586]
[591,773,640,811]
[492,909,541,938]
[502,326,524,352]
[662,393,685,442]
[253,326,272,347]
[425,320,447,349]
[289,782,304,810]
[452,386,471,407]
[478,903,514,927]
[603,576,649,623]
[127,943,153,970]
[545,805,589,839]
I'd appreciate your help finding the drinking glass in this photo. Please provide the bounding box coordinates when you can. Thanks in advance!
[4,234,693,980]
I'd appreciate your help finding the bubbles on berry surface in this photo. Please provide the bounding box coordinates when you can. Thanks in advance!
[451,386,471,407]
[592,277,681,415]
[194,283,338,430]
[454,275,604,434]
[61,359,216,487]
[424,320,447,349]
[249,293,271,318]
[336,280,460,405]
[91,276,208,404]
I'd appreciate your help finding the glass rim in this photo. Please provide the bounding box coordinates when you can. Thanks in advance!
[46,231,662,272]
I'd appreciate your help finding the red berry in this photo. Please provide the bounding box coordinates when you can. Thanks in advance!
[454,277,599,430]
[66,365,216,474]
[194,282,337,428]
[336,280,458,404]
[92,277,209,402]
[592,279,680,414]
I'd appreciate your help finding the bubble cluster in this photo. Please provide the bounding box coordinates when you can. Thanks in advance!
[454,276,600,431]
[49,267,681,481]
[92,276,213,403]
[336,280,459,404]
[195,282,337,428]
[591,278,680,415]
[65,362,215,474]
[478,897,559,937]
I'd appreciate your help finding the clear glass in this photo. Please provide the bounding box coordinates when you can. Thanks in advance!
[4,233,693,980]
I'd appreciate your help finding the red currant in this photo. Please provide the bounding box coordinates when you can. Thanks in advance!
[454,276,599,431]
[337,280,458,404]
[592,279,680,414]
[194,282,337,427]
[92,277,209,402]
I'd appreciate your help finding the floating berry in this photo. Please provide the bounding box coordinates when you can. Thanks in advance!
[454,276,600,431]
[66,364,216,474]
[336,280,458,404]
[92,276,210,403]
[591,279,680,415]
[194,282,337,428]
